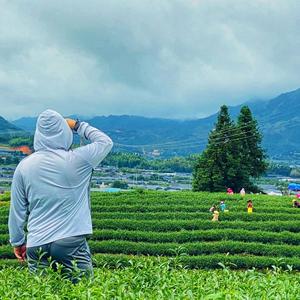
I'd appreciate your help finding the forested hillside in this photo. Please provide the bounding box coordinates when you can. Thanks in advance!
[10,88,300,159]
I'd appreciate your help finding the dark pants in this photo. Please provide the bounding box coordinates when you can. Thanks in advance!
[26,235,93,281]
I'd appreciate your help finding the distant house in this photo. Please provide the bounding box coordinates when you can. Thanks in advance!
[0,145,31,157]
[13,146,32,155]
[151,149,160,157]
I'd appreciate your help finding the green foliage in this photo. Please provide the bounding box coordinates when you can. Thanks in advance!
[111,180,128,189]
[103,152,146,168]
[8,136,33,147]
[276,181,290,195]
[87,240,300,258]
[0,192,10,202]
[267,162,291,176]
[87,228,300,245]
[149,155,198,173]
[237,106,268,176]
[0,258,300,299]
[103,152,196,173]
[193,105,268,192]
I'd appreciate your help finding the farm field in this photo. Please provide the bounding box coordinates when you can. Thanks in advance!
[0,190,300,269]
[0,190,300,299]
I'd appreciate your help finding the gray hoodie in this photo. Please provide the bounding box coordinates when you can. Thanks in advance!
[8,109,113,247]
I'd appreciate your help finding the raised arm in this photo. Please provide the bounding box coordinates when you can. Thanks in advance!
[8,167,28,261]
[72,121,113,168]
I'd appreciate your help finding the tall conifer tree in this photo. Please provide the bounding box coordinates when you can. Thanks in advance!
[193,105,238,192]
[237,106,268,179]
[193,105,267,192]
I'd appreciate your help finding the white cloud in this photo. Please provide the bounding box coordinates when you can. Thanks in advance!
[0,0,299,119]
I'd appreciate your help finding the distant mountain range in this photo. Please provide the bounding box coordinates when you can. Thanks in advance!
[4,88,300,159]
[0,116,26,143]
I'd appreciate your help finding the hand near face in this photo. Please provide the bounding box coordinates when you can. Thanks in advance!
[65,118,76,130]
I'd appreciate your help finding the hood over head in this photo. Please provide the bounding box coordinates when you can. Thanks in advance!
[34,109,73,151]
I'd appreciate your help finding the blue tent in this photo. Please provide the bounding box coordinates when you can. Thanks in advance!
[288,183,300,191]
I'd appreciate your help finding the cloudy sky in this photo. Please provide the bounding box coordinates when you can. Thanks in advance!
[0,0,299,120]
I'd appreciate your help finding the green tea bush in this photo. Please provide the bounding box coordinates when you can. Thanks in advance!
[1,191,300,270]
[89,228,300,245]
[87,240,300,258]
[92,219,300,232]
[1,258,300,299]
[89,211,300,222]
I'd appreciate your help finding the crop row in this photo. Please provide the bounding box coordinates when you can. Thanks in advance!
[91,219,300,233]
[1,228,300,246]
[86,240,300,257]
[89,199,292,208]
[91,212,300,221]
[1,205,299,216]
[1,253,300,271]
[90,201,293,211]
[0,212,299,225]
[88,229,300,245]
[90,205,299,214]
[90,200,297,209]
[1,227,300,246]
[1,191,294,211]
[2,191,292,206]
[90,190,292,201]
[0,240,299,259]
[92,253,300,270]
[90,194,292,202]
[0,219,299,235]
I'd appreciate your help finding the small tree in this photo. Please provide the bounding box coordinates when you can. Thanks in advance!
[111,180,128,189]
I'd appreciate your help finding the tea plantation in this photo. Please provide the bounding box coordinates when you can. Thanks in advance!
[0,190,300,299]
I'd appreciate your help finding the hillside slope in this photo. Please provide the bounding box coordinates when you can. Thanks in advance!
[0,116,25,142]
[253,88,300,157]
[11,88,300,159]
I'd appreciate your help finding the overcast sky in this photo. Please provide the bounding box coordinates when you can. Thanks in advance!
[0,0,300,120]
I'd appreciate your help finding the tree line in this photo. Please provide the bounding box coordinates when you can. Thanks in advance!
[102,152,197,173]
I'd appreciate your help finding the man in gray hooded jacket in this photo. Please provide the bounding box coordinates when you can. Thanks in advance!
[8,109,113,276]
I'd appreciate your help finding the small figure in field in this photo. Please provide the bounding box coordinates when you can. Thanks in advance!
[209,204,217,213]
[247,200,253,213]
[240,188,246,197]
[220,201,226,212]
[212,210,219,222]
[292,199,300,208]
[227,188,234,195]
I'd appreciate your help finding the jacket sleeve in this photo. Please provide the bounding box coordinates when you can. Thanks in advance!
[8,168,28,247]
[73,122,113,168]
